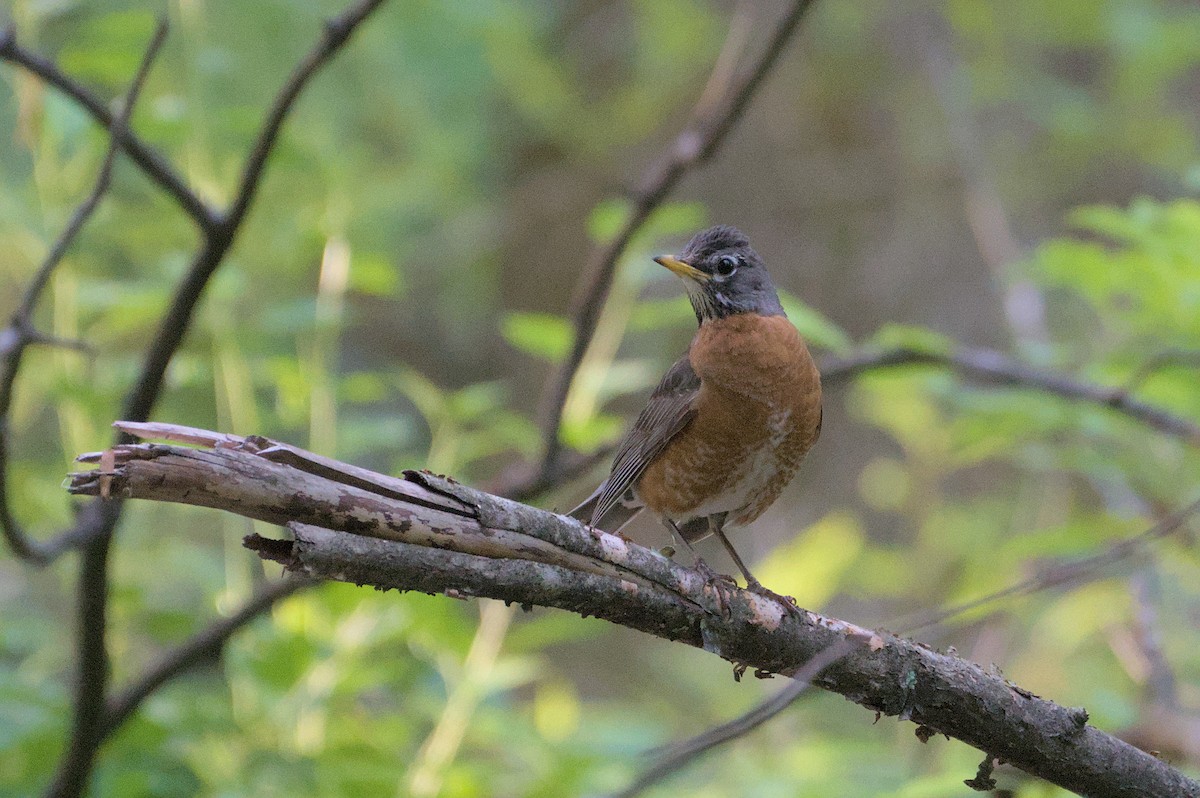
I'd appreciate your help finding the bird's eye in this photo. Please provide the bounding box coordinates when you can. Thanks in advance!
[715,255,740,278]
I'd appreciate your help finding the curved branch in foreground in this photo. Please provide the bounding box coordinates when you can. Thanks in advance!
[67,422,1200,798]
[821,345,1200,443]
[625,497,1200,796]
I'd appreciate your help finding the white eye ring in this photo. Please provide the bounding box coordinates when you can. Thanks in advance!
[714,255,740,279]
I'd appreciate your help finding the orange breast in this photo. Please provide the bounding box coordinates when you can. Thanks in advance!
[636,314,822,527]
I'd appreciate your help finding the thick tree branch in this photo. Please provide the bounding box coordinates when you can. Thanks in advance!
[626,497,1200,796]
[67,422,1200,798]
[536,0,819,475]
[0,26,217,229]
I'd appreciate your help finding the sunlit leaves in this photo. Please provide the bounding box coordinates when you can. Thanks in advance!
[4,1,1200,795]
[394,369,539,475]
[1033,199,1200,347]
[778,289,853,354]
[501,311,573,362]
[756,512,866,608]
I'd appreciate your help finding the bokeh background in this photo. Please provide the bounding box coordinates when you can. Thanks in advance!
[3,0,1200,795]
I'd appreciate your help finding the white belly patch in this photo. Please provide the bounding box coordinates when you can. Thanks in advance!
[678,431,787,523]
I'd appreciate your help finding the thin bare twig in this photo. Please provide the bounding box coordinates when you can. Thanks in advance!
[124,0,388,426]
[893,496,1200,635]
[820,345,1200,443]
[535,0,820,476]
[0,19,167,565]
[1128,569,1178,709]
[610,637,863,798]
[0,329,94,356]
[223,0,386,230]
[0,26,217,229]
[1116,348,1200,400]
[102,577,314,735]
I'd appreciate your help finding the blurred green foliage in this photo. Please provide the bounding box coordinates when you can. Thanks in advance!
[2,1,1200,796]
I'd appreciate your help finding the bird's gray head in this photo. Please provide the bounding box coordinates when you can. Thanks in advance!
[653,225,785,324]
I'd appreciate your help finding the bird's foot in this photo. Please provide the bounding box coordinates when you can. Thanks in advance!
[586,524,633,544]
[694,558,738,617]
[744,579,803,618]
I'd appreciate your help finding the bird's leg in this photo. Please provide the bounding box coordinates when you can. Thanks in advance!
[662,519,733,581]
[662,519,735,615]
[709,516,802,616]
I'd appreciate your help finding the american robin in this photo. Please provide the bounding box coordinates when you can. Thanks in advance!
[571,225,823,603]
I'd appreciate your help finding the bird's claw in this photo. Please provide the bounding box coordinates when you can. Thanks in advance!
[745,579,803,618]
[694,558,737,617]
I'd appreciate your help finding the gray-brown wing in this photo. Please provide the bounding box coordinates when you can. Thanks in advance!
[586,355,700,526]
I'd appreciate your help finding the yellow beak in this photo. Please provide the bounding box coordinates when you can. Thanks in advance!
[654,255,709,283]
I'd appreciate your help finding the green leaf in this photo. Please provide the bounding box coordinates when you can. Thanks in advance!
[348,252,403,297]
[587,199,631,244]
[867,323,954,354]
[777,289,853,354]
[501,312,573,362]
[587,200,708,249]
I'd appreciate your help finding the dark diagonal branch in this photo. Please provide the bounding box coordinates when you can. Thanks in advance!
[34,26,168,798]
[102,577,314,736]
[535,0,820,475]
[0,19,167,565]
[123,0,387,426]
[9,5,388,796]
[0,26,216,229]
[610,638,861,798]
[820,345,1200,443]
[65,422,1200,798]
[44,511,119,798]
[222,0,386,231]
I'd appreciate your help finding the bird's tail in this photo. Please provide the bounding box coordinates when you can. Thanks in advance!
[568,484,643,535]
